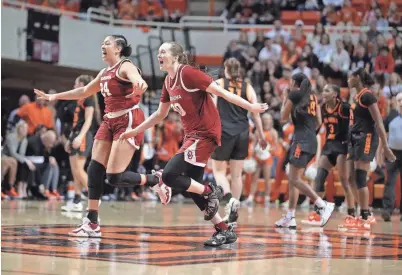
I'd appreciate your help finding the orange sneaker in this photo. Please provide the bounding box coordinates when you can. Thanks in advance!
[1,192,9,200]
[301,211,321,226]
[131,192,140,201]
[51,191,62,200]
[343,217,371,230]
[7,187,19,198]
[338,215,356,229]
[367,214,376,225]
[45,190,55,199]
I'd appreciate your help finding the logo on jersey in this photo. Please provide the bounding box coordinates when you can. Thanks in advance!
[170,95,182,101]
[187,151,194,159]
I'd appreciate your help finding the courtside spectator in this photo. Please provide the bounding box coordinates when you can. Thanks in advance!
[138,0,163,21]
[3,120,32,199]
[313,33,333,64]
[7,95,30,133]
[26,130,60,199]
[16,95,54,136]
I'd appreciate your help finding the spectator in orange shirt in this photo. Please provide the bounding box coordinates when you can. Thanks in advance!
[375,47,395,75]
[138,0,163,21]
[275,65,292,99]
[156,111,183,168]
[117,0,137,20]
[282,41,300,68]
[337,0,356,26]
[16,96,54,136]
[293,20,307,50]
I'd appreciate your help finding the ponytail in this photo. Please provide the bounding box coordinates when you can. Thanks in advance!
[223,57,241,81]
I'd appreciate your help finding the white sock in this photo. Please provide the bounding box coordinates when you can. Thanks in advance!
[286,209,295,219]
[248,195,254,201]
[315,198,326,208]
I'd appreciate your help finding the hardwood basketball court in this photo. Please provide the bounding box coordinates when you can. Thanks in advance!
[1,200,401,275]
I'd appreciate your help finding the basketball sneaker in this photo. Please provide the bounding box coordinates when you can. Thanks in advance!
[301,210,321,226]
[69,217,101,238]
[338,215,357,229]
[275,215,297,229]
[151,170,172,205]
[204,184,224,221]
[223,197,240,224]
[367,214,376,225]
[204,224,237,247]
[61,202,84,212]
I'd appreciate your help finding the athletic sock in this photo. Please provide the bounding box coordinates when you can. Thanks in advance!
[203,185,212,195]
[286,209,295,219]
[361,209,370,220]
[87,210,98,224]
[215,221,228,230]
[315,198,326,208]
[347,208,355,217]
[73,194,81,204]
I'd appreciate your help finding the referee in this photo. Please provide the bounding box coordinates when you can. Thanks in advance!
[381,92,402,222]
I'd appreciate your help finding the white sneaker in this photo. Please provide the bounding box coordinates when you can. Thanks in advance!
[223,198,240,223]
[61,202,84,212]
[68,217,101,238]
[275,215,297,229]
[151,170,172,205]
[317,201,335,227]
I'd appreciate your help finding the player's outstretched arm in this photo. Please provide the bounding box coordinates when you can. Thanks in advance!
[280,99,293,124]
[119,102,170,140]
[34,71,102,101]
[206,82,268,113]
[246,83,267,149]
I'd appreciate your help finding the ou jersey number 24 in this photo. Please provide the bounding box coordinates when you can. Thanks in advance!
[172,103,186,116]
[100,82,112,97]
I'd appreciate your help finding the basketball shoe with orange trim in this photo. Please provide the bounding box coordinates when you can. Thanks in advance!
[300,202,335,227]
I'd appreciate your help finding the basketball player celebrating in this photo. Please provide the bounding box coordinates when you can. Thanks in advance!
[301,84,356,226]
[61,75,95,212]
[35,35,172,238]
[275,73,335,229]
[211,58,266,225]
[120,42,268,246]
[345,68,396,230]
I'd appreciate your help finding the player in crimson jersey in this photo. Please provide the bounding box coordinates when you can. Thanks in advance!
[120,42,268,246]
[34,35,172,238]
[344,68,396,230]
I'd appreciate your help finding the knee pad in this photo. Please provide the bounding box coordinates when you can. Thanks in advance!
[87,160,106,200]
[161,169,175,187]
[355,169,367,189]
[106,173,123,187]
[315,168,329,193]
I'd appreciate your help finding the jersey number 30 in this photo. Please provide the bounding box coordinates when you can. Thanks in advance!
[172,103,186,116]
[100,82,112,97]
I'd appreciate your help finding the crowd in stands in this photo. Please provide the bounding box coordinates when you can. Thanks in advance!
[22,0,185,22]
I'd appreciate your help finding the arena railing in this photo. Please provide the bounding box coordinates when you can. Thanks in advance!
[4,0,402,33]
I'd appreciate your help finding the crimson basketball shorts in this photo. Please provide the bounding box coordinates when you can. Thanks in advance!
[347,132,379,162]
[178,136,217,167]
[95,107,145,149]
[288,142,315,168]
[69,130,93,157]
